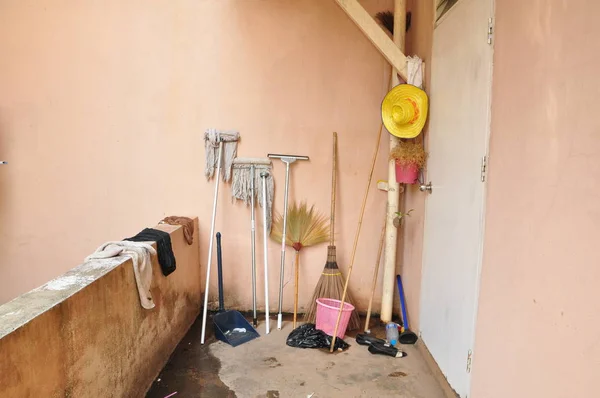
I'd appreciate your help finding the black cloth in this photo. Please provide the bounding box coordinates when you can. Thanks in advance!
[125,228,176,276]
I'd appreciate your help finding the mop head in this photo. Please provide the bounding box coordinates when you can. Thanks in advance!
[204,129,240,182]
[303,246,361,331]
[231,158,274,231]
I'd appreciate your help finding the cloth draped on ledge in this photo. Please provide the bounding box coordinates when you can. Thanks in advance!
[85,241,156,310]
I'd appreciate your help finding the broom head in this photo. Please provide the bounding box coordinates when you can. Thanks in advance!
[303,245,361,331]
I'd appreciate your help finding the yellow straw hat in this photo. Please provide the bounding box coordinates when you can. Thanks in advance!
[381,84,429,139]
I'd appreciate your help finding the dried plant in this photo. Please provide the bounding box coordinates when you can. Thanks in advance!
[390,139,428,168]
[271,201,329,252]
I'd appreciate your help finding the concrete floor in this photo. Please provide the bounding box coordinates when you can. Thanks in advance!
[146,314,447,398]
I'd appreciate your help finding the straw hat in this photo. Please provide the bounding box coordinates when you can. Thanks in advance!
[381,84,428,139]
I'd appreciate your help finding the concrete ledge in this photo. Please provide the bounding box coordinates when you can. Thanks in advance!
[0,218,202,397]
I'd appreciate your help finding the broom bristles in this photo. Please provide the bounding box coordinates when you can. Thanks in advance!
[304,249,361,331]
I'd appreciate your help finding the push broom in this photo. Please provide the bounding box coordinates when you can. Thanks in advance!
[268,153,309,330]
[304,132,361,331]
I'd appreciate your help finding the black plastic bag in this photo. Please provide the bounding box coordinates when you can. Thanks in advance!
[286,323,350,351]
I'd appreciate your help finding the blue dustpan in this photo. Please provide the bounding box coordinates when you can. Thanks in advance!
[213,310,260,347]
[213,233,259,347]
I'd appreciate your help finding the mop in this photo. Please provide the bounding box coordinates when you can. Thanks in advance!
[200,129,240,345]
[268,153,309,330]
[231,158,274,327]
[260,171,271,334]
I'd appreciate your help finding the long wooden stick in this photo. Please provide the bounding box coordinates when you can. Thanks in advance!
[293,250,300,328]
[364,218,387,332]
[330,132,337,246]
[329,122,384,352]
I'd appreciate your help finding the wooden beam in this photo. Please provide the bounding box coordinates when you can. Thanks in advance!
[334,0,408,80]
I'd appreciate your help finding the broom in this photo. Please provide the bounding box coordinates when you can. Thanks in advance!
[271,202,329,328]
[303,132,361,331]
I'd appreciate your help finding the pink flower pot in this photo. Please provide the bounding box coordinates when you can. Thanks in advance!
[395,162,419,184]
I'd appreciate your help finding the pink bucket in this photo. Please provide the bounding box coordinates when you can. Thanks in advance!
[315,298,355,339]
[395,162,419,184]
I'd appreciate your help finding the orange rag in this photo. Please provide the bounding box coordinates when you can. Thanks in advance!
[161,216,194,245]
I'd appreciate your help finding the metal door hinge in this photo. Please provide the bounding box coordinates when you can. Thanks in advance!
[466,349,473,373]
[487,18,494,45]
[480,156,487,182]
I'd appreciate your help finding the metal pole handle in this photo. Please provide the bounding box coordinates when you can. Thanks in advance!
[261,171,270,334]
[216,232,225,313]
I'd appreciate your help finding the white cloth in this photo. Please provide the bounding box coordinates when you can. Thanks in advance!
[204,129,240,182]
[85,241,156,309]
[407,56,424,89]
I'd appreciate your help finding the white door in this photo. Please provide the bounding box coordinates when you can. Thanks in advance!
[419,0,494,397]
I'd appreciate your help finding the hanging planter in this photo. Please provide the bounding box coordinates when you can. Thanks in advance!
[395,162,419,184]
[390,140,427,184]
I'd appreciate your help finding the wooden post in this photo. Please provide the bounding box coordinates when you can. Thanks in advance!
[380,0,406,323]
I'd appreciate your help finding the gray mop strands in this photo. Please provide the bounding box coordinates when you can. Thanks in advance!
[204,129,240,182]
[232,157,274,328]
[232,158,274,231]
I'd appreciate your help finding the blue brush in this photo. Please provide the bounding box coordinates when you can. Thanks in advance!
[396,275,418,345]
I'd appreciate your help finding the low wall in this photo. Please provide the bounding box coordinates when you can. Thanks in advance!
[0,219,201,397]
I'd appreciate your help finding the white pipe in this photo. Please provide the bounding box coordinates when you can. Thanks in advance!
[381,0,407,323]
[250,165,257,327]
[261,171,270,334]
[200,140,224,344]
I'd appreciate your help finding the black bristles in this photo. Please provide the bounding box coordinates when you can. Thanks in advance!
[375,11,412,35]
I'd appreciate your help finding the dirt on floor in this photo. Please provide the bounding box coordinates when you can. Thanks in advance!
[146,314,447,398]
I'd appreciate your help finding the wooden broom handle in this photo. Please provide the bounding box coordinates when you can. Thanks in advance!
[330,132,337,246]
[293,250,300,328]
[330,121,384,352]
[364,217,387,332]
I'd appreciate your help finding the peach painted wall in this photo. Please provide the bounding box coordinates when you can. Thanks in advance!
[471,1,600,397]
[0,0,398,313]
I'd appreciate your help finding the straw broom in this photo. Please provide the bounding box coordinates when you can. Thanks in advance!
[303,132,361,331]
[271,202,329,328]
